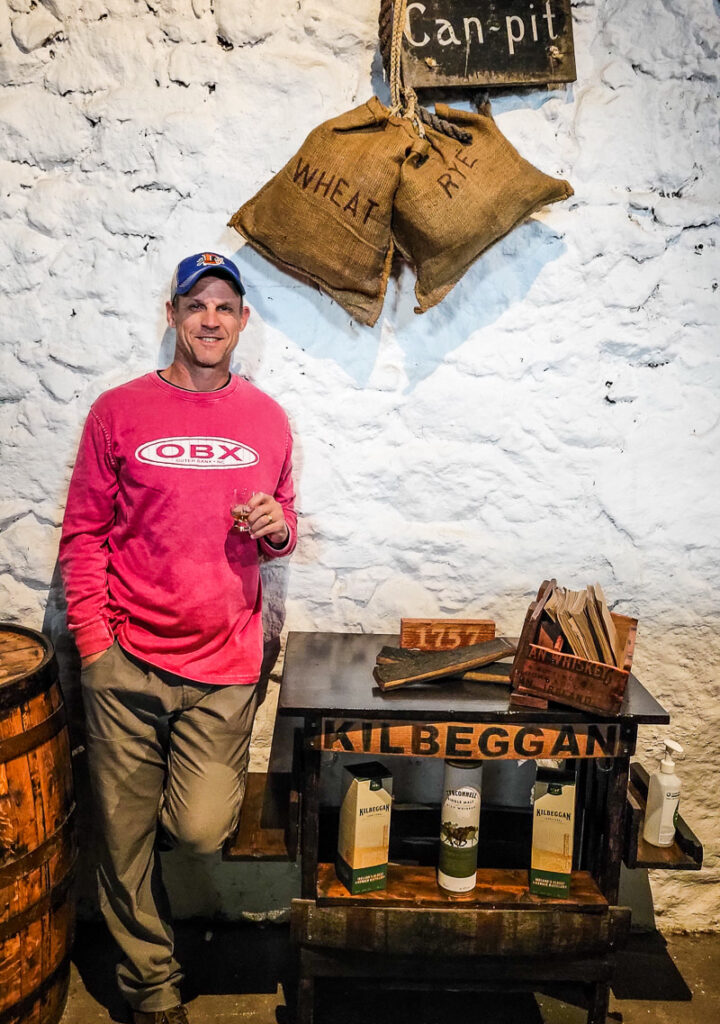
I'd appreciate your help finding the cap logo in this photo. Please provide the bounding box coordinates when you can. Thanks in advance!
[197,253,224,267]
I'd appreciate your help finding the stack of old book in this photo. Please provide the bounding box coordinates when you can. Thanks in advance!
[537,583,624,666]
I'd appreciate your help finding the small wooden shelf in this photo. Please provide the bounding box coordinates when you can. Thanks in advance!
[223,772,294,861]
[624,763,703,870]
[295,866,627,961]
[317,863,608,910]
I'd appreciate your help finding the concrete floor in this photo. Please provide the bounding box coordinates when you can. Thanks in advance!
[61,922,720,1024]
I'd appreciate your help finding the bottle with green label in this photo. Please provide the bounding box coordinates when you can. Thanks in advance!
[438,760,482,895]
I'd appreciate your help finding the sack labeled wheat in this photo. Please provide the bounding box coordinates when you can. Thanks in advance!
[229,97,421,326]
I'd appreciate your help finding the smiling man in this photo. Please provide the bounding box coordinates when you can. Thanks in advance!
[59,253,297,1024]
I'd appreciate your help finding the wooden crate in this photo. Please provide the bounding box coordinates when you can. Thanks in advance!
[509,583,637,715]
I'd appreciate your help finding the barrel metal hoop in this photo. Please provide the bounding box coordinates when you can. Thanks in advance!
[0,704,68,763]
[0,808,76,884]
[0,856,77,942]
[0,952,72,1024]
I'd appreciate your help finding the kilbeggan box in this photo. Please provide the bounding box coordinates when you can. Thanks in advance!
[530,768,576,898]
[336,762,392,894]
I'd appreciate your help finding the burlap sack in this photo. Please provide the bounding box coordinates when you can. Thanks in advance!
[393,103,574,313]
[229,97,420,326]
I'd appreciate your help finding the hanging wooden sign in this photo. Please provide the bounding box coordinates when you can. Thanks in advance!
[318,719,631,760]
[401,1,576,88]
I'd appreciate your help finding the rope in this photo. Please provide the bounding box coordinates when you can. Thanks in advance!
[418,106,473,145]
[378,0,393,73]
[377,0,472,145]
[387,0,424,136]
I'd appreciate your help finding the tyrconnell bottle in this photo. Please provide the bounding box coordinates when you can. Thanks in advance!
[438,760,483,895]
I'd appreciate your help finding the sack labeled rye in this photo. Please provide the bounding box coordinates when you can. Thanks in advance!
[229,98,422,326]
[393,103,574,312]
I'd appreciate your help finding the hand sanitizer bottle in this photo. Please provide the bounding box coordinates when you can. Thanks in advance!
[642,740,683,847]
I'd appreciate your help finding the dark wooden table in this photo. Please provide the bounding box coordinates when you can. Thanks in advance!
[279,631,670,1024]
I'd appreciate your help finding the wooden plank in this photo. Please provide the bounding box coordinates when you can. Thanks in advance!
[597,754,629,904]
[461,663,513,685]
[319,718,629,760]
[400,0,577,89]
[301,719,322,900]
[222,772,292,861]
[296,943,620,983]
[375,645,421,665]
[293,900,615,958]
[374,638,516,691]
[509,580,556,687]
[379,648,513,684]
[316,864,607,909]
[379,648,513,685]
[513,642,629,715]
[509,692,549,710]
[399,619,495,651]
[615,614,638,674]
[0,647,44,684]
[0,634,38,653]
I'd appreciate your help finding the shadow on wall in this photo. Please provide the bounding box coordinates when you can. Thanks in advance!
[230,217,566,392]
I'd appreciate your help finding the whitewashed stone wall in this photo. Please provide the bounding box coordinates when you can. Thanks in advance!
[0,1,718,929]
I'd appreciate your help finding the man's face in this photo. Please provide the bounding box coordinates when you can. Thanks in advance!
[166,274,249,372]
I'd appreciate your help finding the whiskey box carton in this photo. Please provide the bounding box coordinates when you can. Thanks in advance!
[530,767,576,898]
[336,761,392,894]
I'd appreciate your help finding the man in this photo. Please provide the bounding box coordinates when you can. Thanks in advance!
[59,252,297,1024]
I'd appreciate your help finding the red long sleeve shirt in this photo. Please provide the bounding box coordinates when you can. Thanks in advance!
[59,372,297,685]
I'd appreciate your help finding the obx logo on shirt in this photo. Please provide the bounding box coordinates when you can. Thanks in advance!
[135,436,259,469]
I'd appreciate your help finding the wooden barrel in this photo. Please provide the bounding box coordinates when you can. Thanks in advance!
[0,625,76,1024]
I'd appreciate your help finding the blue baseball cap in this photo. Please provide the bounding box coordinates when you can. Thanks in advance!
[170,252,245,300]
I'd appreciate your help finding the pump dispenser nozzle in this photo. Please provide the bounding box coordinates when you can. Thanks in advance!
[660,740,683,773]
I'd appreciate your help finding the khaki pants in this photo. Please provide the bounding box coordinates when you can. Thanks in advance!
[80,641,258,1012]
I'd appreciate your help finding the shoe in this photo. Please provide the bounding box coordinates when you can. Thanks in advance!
[133,1006,189,1024]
